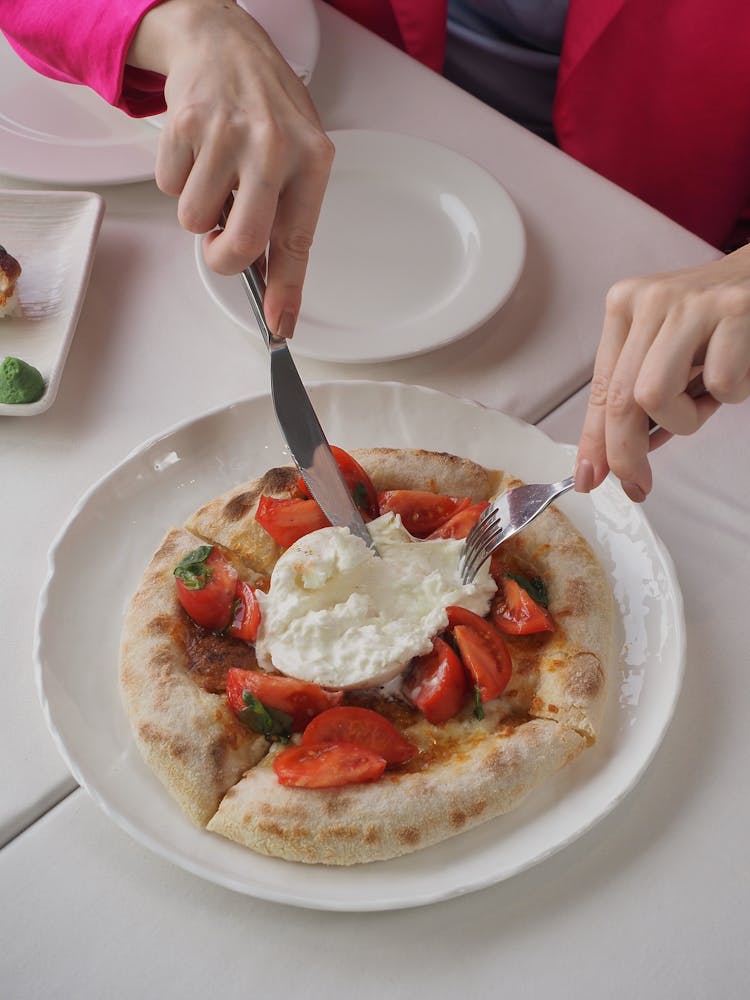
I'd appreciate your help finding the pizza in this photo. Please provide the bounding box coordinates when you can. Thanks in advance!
[119,447,612,865]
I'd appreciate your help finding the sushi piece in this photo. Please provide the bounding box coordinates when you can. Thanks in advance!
[0,244,22,318]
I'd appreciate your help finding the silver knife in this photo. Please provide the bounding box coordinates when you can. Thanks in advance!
[217,199,376,551]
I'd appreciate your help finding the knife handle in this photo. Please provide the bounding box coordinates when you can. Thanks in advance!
[217,194,280,350]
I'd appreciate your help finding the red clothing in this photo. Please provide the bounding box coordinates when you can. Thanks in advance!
[330,0,446,71]
[554,0,750,249]
[331,0,750,248]
[2,0,749,246]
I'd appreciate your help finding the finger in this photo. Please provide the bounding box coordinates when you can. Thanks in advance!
[646,394,722,454]
[154,125,196,197]
[575,287,635,491]
[262,136,334,336]
[702,316,750,403]
[632,309,713,434]
[202,170,280,275]
[600,304,662,498]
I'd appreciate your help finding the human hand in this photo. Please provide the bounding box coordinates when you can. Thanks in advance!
[574,244,750,501]
[127,0,334,337]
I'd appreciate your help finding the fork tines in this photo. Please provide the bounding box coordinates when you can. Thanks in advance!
[460,506,503,584]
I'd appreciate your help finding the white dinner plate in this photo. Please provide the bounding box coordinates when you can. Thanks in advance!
[0,33,159,185]
[196,131,526,362]
[0,189,104,416]
[34,382,684,911]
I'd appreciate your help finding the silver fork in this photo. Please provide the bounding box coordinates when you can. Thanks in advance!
[460,373,712,583]
[459,475,574,584]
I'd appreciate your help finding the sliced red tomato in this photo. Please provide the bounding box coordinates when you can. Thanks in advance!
[255,495,330,548]
[489,552,505,584]
[273,742,387,788]
[174,545,238,631]
[296,446,379,520]
[229,580,261,642]
[402,636,468,724]
[225,668,343,732]
[446,606,513,702]
[426,501,489,540]
[377,491,472,538]
[491,576,554,635]
[302,707,417,765]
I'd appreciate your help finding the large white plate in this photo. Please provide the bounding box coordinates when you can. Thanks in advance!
[196,131,526,362]
[0,33,159,185]
[0,1,318,184]
[0,189,104,416]
[34,382,684,910]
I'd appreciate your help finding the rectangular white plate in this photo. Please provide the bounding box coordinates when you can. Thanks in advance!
[0,188,104,416]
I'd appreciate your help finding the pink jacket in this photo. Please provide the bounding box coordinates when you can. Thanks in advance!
[3,0,750,248]
[0,0,167,115]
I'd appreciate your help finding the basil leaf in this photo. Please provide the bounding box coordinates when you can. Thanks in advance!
[352,481,369,511]
[505,573,548,608]
[473,686,485,721]
[238,691,293,741]
[443,630,460,656]
[173,545,214,590]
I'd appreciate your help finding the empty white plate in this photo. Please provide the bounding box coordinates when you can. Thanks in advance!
[196,131,526,363]
[0,33,159,185]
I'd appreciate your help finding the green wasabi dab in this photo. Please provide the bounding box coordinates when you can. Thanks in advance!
[0,355,45,404]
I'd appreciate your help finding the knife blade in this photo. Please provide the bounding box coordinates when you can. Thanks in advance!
[217,199,376,551]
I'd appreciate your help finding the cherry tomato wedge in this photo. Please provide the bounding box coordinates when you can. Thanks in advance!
[302,707,417,765]
[403,636,468,724]
[229,580,262,642]
[225,668,343,732]
[296,446,379,520]
[446,606,513,702]
[491,576,555,635]
[426,501,489,540]
[377,491,472,538]
[174,545,238,631]
[255,495,330,548]
[273,742,387,788]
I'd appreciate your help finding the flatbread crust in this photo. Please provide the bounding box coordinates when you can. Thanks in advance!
[120,528,268,825]
[207,717,585,864]
[120,448,612,864]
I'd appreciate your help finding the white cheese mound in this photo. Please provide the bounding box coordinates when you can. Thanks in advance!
[255,512,497,689]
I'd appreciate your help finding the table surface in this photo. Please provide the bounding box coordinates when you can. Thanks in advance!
[2,3,745,997]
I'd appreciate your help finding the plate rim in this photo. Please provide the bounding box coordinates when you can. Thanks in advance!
[195,129,526,364]
[33,380,685,910]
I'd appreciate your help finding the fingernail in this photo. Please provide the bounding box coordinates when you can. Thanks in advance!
[622,481,646,503]
[574,459,594,493]
[276,310,296,339]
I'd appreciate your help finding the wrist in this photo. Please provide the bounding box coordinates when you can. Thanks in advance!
[127,0,231,75]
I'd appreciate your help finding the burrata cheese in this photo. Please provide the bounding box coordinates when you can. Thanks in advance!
[255,512,496,689]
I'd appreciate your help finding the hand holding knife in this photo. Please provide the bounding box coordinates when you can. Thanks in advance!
[217,196,377,553]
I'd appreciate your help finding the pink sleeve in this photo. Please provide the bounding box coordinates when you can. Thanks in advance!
[0,0,168,117]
